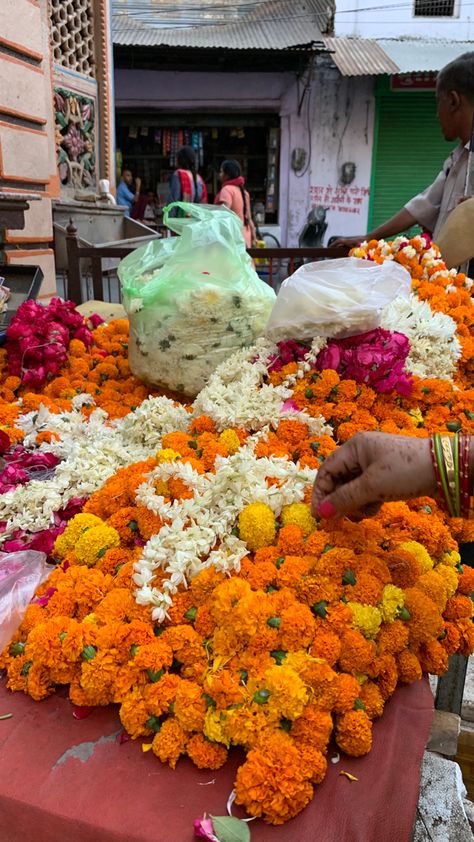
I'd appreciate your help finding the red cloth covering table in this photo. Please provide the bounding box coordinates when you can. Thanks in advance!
[0,677,434,842]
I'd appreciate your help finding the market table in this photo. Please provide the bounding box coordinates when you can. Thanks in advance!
[0,677,434,842]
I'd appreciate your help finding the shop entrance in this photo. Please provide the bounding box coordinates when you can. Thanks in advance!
[115,111,280,224]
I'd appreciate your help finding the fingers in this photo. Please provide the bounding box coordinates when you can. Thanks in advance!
[316,463,382,518]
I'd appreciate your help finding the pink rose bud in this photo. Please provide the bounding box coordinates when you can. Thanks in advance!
[193,817,219,841]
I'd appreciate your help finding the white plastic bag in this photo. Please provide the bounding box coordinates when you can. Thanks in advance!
[0,551,50,651]
[265,257,411,342]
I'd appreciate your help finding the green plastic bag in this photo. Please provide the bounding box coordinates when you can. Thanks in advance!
[118,202,275,396]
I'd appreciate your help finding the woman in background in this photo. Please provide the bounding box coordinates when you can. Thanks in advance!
[168,146,208,208]
[215,159,257,248]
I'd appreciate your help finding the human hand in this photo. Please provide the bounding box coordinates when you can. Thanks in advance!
[330,236,364,249]
[135,177,142,191]
[457,195,473,205]
[311,432,436,520]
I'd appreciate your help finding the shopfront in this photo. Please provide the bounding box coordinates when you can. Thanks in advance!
[115,110,280,222]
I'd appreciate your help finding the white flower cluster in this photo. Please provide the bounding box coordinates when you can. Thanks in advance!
[381,294,461,381]
[127,285,274,398]
[0,396,191,541]
[133,435,316,622]
[193,336,329,434]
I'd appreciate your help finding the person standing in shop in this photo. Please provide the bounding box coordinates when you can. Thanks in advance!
[116,168,141,218]
[168,146,208,210]
[215,159,257,248]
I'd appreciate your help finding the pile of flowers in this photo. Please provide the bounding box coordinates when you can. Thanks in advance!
[0,235,474,827]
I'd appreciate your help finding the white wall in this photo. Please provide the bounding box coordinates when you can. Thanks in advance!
[335,0,474,40]
[308,68,375,243]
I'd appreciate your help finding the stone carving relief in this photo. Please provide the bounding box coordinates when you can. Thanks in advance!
[55,89,96,190]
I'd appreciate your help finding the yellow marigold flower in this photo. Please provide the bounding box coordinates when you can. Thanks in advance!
[82,613,98,625]
[53,512,104,556]
[408,407,424,427]
[348,602,382,638]
[264,665,308,720]
[380,584,405,623]
[155,448,181,463]
[204,708,230,747]
[440,549,460,567]
[75,524,121,567]
[238,502,276,552]
[280,503,316,536]
[218,429,241,455]
[436,563,459,597]
[398,540,433,573]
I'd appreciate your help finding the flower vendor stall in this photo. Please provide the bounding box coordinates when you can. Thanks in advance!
[0,234,473,841]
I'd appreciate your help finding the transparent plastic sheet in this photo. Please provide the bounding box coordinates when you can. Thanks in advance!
[0,551,49,651]
[265,257,412,342]
[118,203,275,396]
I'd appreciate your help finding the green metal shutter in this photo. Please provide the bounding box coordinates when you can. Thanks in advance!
[369,86,456,231]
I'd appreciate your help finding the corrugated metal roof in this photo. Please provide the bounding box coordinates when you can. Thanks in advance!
[112,0,330,50]
[323,37,398,76]
[377,39,474,74]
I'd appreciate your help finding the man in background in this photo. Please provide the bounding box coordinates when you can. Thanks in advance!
[333,52,474,250]
[116,168,141,218]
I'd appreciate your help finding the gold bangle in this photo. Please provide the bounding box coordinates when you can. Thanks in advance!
[440,435,456,502]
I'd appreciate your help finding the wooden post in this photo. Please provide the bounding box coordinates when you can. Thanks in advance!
[65,219,82,304]
[91,256,104,301]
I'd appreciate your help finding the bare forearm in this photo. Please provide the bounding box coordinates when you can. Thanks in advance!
[365,208,418,241]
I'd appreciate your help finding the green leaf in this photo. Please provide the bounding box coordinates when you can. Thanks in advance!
[97,547,107,559]
[81,645,97,661]
[253,689,270,705]
[9,642,25,657]
[464,410,474,421]
[312,600,328,618]
[188,439,198,449]
[310,441,320,453]
[145,716,161,732]
[211,816,251,842]
[447,421,461,432]
[305,388,314,399]
[342,569,356,586]
[130,644,139,657]
[147,668,165,683]
[275,556,285,569]
[267,617,281,628]
[184,606,197,622]
[270,649,287,665]
[397,607,411,621]
[322,544,333,554]
[354,698,365,711]
[128,520,138,532]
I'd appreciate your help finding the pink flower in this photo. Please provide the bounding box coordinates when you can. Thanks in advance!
[86,313,104,329]
[32,587,57,607]
[194,817,219,841]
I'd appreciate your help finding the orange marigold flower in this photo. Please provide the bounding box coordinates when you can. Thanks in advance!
[234,737,313,824]
[333,672,361,714]
[310,629,342,666]
[186,733,228,769]
[344,572,383,606]
[418,639,449,675]
[193,605,216,638]
[443,594,473,621]
[143,673,181,716]
[456,565,474,596]
[359,681,384,719]
[377,620,409,655]
[339,628,376,674]
[291,706,333,752]
[396,649,422,684]
[278,603,316,650]
[367,653,398,700]
[416,570,448,612]
[335,709,372,757]
[455,618,474,657]
[385,549,422,588]
[151,717,188,769]
[119,687,151,738]
[404,588,444,645]
[297,745,327,784]
[276,524,306,556]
